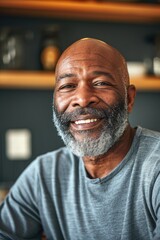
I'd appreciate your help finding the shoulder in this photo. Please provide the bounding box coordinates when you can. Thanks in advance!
[36,146,75,165]
[11,147,79,196]
[136,127,160,187]
[137,126,160,157]
[133,127,160,181]
[20,147,72,171]
[133,127,160,206]
[139,127,160,168]
[27,147,78,178]
[140,126,160,142]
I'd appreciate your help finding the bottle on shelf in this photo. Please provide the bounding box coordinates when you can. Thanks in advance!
[40,25,61,71]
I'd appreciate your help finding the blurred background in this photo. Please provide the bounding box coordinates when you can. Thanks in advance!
[0,0,160,200]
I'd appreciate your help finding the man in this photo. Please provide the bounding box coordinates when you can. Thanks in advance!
[0,38,160,239]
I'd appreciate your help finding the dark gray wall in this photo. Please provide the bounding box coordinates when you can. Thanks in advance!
[0,89,64,183]
[0,15,160,183]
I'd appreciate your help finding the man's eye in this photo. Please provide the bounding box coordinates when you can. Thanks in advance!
[58,84,76,92]
[93,81,112,88]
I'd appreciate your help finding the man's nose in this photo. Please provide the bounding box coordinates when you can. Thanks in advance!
[71,85,99,108]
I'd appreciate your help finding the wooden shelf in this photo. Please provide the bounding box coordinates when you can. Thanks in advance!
[0,0,160,23]
[0,71,55,90]
[130,76,160,91]
[0,71,160,91]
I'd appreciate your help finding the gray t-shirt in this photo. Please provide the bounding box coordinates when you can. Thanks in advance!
[0,126,160,240]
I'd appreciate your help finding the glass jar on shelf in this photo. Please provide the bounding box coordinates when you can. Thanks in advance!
[40,25,61,71]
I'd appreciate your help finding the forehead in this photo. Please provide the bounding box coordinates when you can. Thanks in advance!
[56,47,119,77]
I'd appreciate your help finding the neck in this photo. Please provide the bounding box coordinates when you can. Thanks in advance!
[83,125,135,179]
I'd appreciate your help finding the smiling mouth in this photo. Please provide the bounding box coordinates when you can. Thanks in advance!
[75,118,98,125]
[70,117,104,132]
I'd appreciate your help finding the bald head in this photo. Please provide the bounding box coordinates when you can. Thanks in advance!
[55,38,129,86]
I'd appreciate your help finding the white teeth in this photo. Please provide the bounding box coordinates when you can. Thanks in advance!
[75,119,98,125]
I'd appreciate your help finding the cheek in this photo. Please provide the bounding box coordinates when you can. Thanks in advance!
[54,92,71,113]
[100,91,121,107]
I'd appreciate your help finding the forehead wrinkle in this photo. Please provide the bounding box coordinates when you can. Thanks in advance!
[62,52,111,63]
[58,47,113,65]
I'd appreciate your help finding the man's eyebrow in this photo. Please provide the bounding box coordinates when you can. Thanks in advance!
[57,73,76,81]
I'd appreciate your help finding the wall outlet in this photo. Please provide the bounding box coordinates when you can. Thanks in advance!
[5,129,32,160]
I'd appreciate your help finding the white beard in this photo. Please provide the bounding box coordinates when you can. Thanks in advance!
[53,100,128,158]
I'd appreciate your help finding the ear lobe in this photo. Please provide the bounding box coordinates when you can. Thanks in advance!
[127,84,136,113]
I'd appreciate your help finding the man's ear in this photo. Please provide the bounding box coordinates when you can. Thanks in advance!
[127,84,136,113]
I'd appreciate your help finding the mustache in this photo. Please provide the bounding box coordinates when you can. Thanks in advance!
[53,104,121,127]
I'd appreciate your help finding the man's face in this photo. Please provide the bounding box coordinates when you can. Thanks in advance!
[53,40,129,157]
